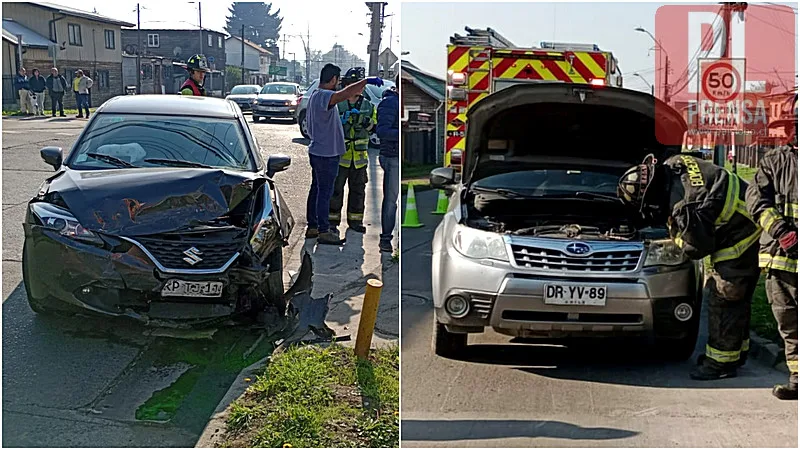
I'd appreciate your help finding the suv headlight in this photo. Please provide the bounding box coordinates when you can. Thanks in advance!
[30,202,102,244]
[453,226,508,261]
[644,239,687,266]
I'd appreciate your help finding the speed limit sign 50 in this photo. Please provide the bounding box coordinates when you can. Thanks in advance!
[699,59,746,103]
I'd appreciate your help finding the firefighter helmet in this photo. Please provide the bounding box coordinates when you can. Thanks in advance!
[341,67,365,86]
[618,154,658,210]
[186,54,210,73]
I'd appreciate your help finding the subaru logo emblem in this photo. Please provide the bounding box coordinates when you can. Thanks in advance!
[182,247,203,265]
[565,242,591,255]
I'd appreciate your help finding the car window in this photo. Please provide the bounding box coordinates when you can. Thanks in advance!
[69,114,254,171]
[261,84,297,95]
[473,169,619,196]
[231,85,259,95]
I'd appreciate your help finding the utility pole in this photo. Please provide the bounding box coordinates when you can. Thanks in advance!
[306,23,310,84]
[241,25,245,85]
[663,55,670,104]
[136,3,141,94]
[282,33,286,60]
[198,2,203,55]
[366,2,384,76]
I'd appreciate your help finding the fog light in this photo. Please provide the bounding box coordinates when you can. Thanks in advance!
[674,303,693,321]
[81,287,92,295]
[445,295,469,318]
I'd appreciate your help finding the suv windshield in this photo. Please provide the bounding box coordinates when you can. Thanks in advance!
[69,114,254,171]
[261,84,297,95]
[472,169,619,197]
[230,85,259,94]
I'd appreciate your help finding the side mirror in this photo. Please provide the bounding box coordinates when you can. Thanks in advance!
[225,91,230,96]
[40,147,63,170]
[266,153,291,178]
[430,167,457,189]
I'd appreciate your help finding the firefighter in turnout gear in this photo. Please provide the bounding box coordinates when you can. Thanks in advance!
[746,117,798,400]
[618,154,761,380]
[180,54,210,96]
[329,67,377,233]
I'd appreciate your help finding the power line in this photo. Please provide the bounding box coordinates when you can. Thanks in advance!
[670,5,724,95]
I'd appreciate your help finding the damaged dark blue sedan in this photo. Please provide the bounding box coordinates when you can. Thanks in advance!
[23,95,296,323]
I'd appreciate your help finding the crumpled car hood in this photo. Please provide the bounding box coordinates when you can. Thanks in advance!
[44,167,262,236]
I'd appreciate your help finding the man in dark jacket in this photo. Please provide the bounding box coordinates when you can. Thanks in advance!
[746,118,798,400]
[14,67,31,115]
[28,69,47,116]
[376,75,400,253]
[618,153,761,380]
[46,68,68,117]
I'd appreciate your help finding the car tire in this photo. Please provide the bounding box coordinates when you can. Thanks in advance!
[655,314,700,361]
[22,247,73,316]
[433,320,467,358]
[263,246,286,312]
[299,111,309,139]
[253,116,260,123]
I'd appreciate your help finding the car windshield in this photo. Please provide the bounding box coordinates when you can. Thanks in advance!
[365,82,395,101]
[472,169,619,197]
[69,114,254,171]
[230,85,259,94]
[261,84,297,95]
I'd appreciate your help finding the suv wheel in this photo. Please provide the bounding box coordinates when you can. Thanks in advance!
[433,320,467,358]
[299,111,309,139]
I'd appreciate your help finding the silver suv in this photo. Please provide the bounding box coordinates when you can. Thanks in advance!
[429,83,702,360]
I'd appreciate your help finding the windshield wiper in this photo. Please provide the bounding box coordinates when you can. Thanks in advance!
[574,191,623,203]
[143,158,213,169]
[470,186,534,199]
[85,152,135,168]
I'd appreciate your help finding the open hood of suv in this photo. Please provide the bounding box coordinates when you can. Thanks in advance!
[463,84,687,183]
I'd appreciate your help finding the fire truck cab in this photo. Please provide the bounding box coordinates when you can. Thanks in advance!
[444,27,623,171]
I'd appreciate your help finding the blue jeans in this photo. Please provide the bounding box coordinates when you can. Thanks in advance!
[77,93,90,116]
[379,155,399,242]
[306,154,340,233]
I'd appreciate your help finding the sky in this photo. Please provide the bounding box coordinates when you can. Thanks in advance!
[401,1,798,95]
[88,0,400,64]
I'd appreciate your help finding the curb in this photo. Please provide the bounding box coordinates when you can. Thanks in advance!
[748,330,789,374]
[194,354,271,448]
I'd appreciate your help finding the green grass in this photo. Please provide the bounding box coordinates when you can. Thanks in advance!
[3,108,97,117]
[724,161,758,182]
[402,162,438,180]
[751,275,780,342]
[222,344,399,448]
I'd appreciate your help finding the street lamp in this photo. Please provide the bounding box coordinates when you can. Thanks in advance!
[635,26,669,103]
[633,72,654,95]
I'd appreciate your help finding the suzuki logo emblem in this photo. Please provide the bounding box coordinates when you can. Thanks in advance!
[565,242,591,255]
[182,247,203,265]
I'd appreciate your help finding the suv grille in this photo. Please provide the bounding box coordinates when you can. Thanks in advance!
[511,244,641,273]
[133,235,244,271]
[258,99,290,106]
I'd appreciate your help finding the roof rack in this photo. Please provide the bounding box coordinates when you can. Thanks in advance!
[450,26,515,48]
[539,41,602,52]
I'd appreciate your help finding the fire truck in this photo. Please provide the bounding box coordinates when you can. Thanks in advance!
[444,27,623,171]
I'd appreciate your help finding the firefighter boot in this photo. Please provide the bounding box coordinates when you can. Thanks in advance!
[697,351,748,368]
[349,222,366,233]
[305,228,319,239]
[690,360,737,380]
[318,231,345,246]
[772,381,798,400]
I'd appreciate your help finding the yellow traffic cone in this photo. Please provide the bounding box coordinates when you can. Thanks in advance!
[401,183,424,228]
[432,189,449,214]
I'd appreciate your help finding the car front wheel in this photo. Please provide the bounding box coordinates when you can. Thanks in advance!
[433,320,467,358]
[299,111,309,139]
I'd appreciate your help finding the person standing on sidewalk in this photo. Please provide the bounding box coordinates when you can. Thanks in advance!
[376,75,400,253]
[329,67,377,234]
[305,63,382,245]
[72,71,81,111]
[75,70,93,118]
[28,69,47,116]
[14,68,31,115]
[46,68,68,117]
[746,118,798,400]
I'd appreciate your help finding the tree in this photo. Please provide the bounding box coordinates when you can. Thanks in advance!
[225,2,282,49]
[225,66,243,91]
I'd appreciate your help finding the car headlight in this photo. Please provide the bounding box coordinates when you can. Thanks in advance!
[252,99,259,104]
[290,99,298,106]
[30,202,102,244]
[644,239,687,266]
[250,186,278,254]
[452,226,508,261]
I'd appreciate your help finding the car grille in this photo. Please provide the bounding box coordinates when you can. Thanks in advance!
[258,100,289,106]
[510,244,642,273]
[133,235,244,271]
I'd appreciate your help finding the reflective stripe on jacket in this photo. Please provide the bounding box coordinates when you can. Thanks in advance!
[745,145,798,273]
[664,154,761,275]
[336,96,375,168]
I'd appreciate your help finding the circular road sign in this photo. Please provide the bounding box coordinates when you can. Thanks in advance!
[208,56,215,63]
[701,61,742,103]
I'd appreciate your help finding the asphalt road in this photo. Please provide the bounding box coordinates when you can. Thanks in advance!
[1,114,314,447]
[400,189,798,448]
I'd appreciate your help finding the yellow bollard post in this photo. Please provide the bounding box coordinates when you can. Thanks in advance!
[355,278,384,359]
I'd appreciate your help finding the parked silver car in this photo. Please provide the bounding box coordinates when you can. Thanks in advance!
[296,78,396,148]
[252,82,302,123]
[429,83,702,361]
[225,84,261,111]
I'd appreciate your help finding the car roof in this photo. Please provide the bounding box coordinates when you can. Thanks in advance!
[97,95,240,119]
[263,82,299,86]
